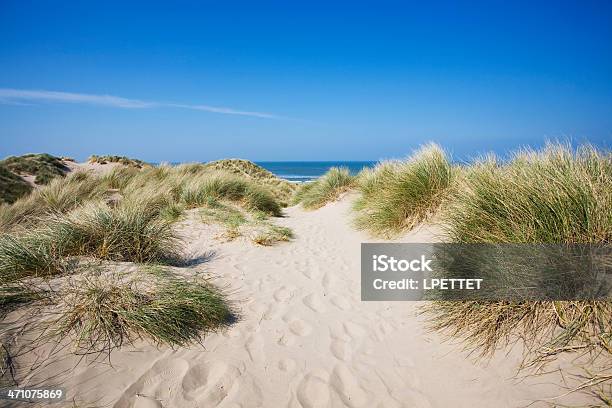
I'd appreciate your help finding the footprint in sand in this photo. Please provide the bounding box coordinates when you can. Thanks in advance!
[273,286,293,302]
[296,371,331,408]
[114,358,189,407]
[245,332,265,362]
[301,266,322,280]
[343,321,366,339]
[330,323,352,342]
[263,303,282,320]
[330,340,352,362]
[181,361,242,405]
[283,314,313,337]
[289,319,312,337]
[330,364,370,408]
[330,295,350,311]
[277,332,296,346]
[277,358,296,372]
[302,293,326,312]
[322,272,338,290]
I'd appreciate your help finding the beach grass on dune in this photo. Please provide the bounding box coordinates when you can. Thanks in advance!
[252,225,294,246]
[353,143,454,237]
[0,172,108,230]
[0,233,65,282]
[0,159,290,284]
[426,143,612,368]
[200,200,293,245]
[180,173,282,216]
[0,165,32,205]
[442,143,611,244]
[40,201,180,263]
[53,270,232,352]
[0,157,301,383]
[0,285,44,319]
[293,166,355,209]
[0,153,68,185]
[88,154,149,168]
[0,200,180,282]
[201,200,247,228]
[204,159,296,205]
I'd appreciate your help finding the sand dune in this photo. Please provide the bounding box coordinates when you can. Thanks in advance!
[17,194,590,407]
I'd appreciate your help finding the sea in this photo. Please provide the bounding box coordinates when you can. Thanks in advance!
[255,161,376,183]
[163,161,377,182]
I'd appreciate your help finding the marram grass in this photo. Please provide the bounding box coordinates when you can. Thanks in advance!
[0,200,180,282]
[179,173,282,216]
[0,171,108,230]
[53,270,232,352]
[293,167,355,209]
[442,143,611,244]
[353,143,454,237]
[425,143,612,387]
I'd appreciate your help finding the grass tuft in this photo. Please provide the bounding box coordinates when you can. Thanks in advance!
[54,270,232,352]
[88,155,149,168]
[204,159,296,204]
[180,174,282,216]
[353,144,454,237]
[0,166,32,204]
[252,225,294,246]
[0,200,180,283]
[426,143,612,383]
[293,167,355,209]
[0,153,68,185]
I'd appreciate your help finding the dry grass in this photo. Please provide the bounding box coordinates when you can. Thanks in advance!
[88,155,149,168]
[52,269,232,353]
[353,143,454,237]
[200,200,293,245]
[0,165,32,204]
[251,225,294,246]
[424,143,611,402]
[204,159,296,205]
[0,153,68,185]
[293,167,355,209]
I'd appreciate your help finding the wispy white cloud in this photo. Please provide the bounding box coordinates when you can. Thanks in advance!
[167,103,279,119]
[0,88,279,119]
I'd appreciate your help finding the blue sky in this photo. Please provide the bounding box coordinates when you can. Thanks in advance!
[0,0,611,162]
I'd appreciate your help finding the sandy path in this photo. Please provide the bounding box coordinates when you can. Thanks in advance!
[19,195,588,408]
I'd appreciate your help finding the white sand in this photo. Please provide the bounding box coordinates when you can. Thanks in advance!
[14,195,590,407]
[63,159,123,175]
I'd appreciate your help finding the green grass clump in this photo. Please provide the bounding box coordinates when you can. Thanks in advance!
[0,233,64,282]
[0,153,68,185]
[443,143,611,244]
[252,225,294,246]
[201,202,247,228]
[426,143,612,391]
[0,172,109,231]
[0,165,32,204]
[0,201,179,283]
[200,200,293,245]
[100,165,141,189]
[43,201,180,263]
[88,155,149,168]
[54,270,232,352]
[353,144,454,237]
[293,167,355,209]
[204,159,296,204]
[180,174,282,216]
[0,285,44,319]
